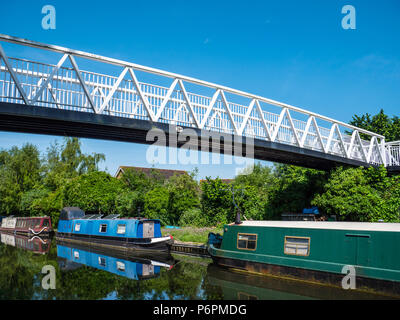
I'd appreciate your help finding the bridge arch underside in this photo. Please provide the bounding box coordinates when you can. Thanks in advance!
[0,102,399,174]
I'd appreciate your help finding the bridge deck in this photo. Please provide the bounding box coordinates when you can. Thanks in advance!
[1,101,394,172]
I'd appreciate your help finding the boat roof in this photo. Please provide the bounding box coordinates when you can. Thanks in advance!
[74,217,159,222]
[231,220,400,232]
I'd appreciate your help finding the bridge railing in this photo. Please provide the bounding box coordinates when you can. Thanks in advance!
[385,141,400,167]
[0,34,389,167]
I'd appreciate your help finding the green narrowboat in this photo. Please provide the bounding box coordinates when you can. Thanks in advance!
[207,220,400,297]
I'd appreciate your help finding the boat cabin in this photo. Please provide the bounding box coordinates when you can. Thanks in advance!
[0,216,53,236]
[56,207,173,253]
[57,207,162,239]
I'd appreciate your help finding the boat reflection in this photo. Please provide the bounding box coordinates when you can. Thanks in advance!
[0,231,51,254]
[205,264,397,300]
[56,240,176,281]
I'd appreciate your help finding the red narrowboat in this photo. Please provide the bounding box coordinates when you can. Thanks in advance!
[0,216,53,237]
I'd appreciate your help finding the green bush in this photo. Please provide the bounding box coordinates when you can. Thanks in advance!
[312,166,400,222]
[63,171,129,215]
[144,186,170,225]
[178,208,208,227]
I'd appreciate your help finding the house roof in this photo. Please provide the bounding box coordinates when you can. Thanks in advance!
[115,166,188,179]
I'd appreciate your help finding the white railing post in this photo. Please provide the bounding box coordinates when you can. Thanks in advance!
[381,138,387,166]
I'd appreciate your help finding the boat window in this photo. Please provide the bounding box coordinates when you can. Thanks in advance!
[42,219,49,227]
[98,257,106,267]
[74,223,81,232]
[237,233,257,250]
[284,236,310,256]
[116,261,125,272]
[99,224,107,233]
[117,224,126,234]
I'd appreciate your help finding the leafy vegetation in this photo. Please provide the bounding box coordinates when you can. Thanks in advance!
[348,108,400,141]
[162,227,222,243]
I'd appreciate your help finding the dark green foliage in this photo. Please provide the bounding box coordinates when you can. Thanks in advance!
[266,164,328,219]
[166,173,200,225]
[178,208,208,227]
[43,138,105,190]
[349,109,400,142]
[144,186,170,225]
[120,167,166,217]
[200,177,232,227]
[0,144,42,215]
[313,166,400,222]
[63,171,130,215]
[122,168,201,225]
[312,167,381,221]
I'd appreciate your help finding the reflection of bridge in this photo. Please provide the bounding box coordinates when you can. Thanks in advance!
[0,34,399,172]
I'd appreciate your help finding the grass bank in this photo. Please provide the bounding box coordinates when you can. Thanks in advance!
[161,226,223,244]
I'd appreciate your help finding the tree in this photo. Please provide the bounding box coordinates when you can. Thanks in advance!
[30,188,65,226]
[312,167,381,221]
[0,144,42,215]
[200,178,232,227]
[266,164,328,219]
[349,109,400,142]
[233,163,278,221]
[231,184,266,221]
[166,173,200,225]
[234,163,276,191]
[43,137,105,190]
[178,208,208,227]
[63,171,129,216]
[144,186,170,225]
[119,167,166,217]
[312,166,400,222]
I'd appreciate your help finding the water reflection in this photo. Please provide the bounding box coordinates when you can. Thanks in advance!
[0,231,51,255]
[204,264,397,300]
[57,241,175,281]
[0,237,398,300]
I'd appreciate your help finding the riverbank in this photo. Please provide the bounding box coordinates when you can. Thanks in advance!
[161,226,222,244]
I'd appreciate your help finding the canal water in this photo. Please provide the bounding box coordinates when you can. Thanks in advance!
[0,233,396,300]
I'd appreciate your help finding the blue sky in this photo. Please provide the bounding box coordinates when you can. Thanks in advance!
[0,0,399,179]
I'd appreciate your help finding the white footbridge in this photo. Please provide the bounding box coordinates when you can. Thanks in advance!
[0,34,398,170]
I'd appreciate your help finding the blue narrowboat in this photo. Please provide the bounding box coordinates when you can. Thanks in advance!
[56,207,173,253]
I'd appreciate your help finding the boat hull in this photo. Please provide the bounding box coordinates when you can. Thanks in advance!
[56,232,173,253]
[209,244,400,298]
